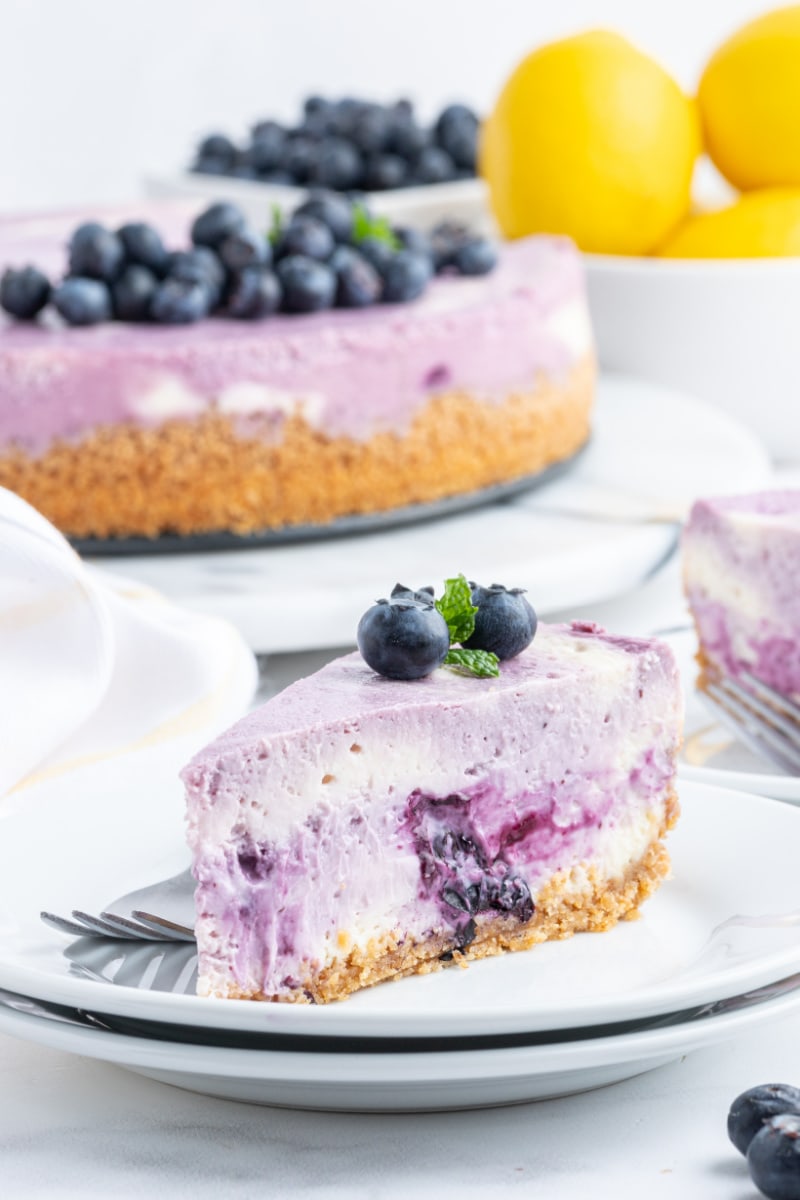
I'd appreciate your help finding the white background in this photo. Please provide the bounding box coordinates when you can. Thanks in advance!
[0,0,770,213]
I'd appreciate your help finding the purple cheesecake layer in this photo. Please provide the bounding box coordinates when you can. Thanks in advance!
[0,204,590,453]
[183,621,681,1001]
[683,491,800,699]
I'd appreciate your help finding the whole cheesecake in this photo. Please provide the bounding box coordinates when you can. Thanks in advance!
[0,205,594,540]
[181,620,681,1004]
[683,491,800,701]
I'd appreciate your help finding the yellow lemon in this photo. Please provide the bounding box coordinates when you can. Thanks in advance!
[480,30,700,255]
[658,188,800,257]
[699,6,800,190]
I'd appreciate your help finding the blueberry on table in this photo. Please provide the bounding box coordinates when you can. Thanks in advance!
[358,586,450,680]
[218,227,270,272]
[387,118,430,160]
[350,106,392,156]
[363,153,408,191]
[413,146,457,185]
[435,104,479,141]
[356,235,396,275]
[246,123,288,174]
[276,255,336,313]
[430,221,469,271]
[0,265,51,319]
[308,138,363,191]
[452,238,498,276]
[167,248,225,307]
[190,202,247,249]
[294,190,355,243]
[150,278,211,324]
[282,136,318,184]
[117,222,169,276]
[464,584,537,660]
[439,122,478,171]
[275,215,335,263]
[226,267,282,318]
[195,133,238,169]
[729,1084,800,1156]
[330,247,382,307]
[52,277,112,326]
[394,226,433,261]
[68,223,125,282]
[382,250,433,302]
[747,1113,800,1200]
[111,265,158,321]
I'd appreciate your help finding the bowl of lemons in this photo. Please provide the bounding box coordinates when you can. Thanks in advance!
[480,9,800,459]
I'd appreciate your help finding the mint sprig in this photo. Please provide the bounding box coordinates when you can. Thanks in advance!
[268,204,284,246]
[443,648,500,679]
[435,574,477,644]
[351,203,400,250]
[435,574,500,679]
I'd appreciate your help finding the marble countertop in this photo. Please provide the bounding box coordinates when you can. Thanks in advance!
[2,549,797,1200]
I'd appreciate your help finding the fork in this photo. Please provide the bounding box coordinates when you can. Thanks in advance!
[701,669,800,775]
[40,867,195,943]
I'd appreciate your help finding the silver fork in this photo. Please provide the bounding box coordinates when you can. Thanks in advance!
[40,868,195,943]
[701,670,800,775]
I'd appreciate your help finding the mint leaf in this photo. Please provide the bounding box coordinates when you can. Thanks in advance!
[443,648,500,679]
[268,204,284,246]
[351,203,400,250]
[435,574,477,644]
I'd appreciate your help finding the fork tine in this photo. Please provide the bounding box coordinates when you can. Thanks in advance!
[99,911,177,942]
[740,670,800,727]
[70,910,154,941]
[131,910,195,942]
[717,676,800,758]
[705,681,800,774]
[40,911,106,939]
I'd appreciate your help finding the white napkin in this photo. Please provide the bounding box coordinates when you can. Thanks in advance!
[0,488,257,799]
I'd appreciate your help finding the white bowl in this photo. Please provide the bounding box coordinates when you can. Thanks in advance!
[144,171,490,232]
[584,253,800,460]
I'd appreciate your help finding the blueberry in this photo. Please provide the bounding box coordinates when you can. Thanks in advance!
[275,215,335,263]
[150,278,210,324]
[350,105,392,155]
[191,157,231,177]
[226,267,282,319]
[357,584,450,680]
[217,227,270,272]
[387,119,430,160]
[308,138,363,191]
[435,104,479,143]
[276,255,336,313]
[439,122,478,171]
[52,277,112,325]
[363,154,408,191]
[430,220,470,270]
[196,133,238,169]
[748,1113,800,1200]
[729,1085,800,1156]
[294,190,355,243]
[463,583,537,660]
[382,250,433,303]
[68,223,125,282]
[168,247,226,307]
[303,95,330,119]
[394,226,433,260]
[246,122,287,173]
[0,266,51,319]
[117,222,169,276]
[413,146,457,185]
[452,238,498,276]
[330,246,382,307]
[190,202,247,249]
[355,235,396,275]
[111,264,158,321]
[282,136,318,184]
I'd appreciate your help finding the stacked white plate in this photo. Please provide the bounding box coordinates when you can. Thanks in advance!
[2,759,800,1111]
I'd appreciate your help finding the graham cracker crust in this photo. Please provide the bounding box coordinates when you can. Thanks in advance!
[0,356,594,539]
[208,788,679,1005]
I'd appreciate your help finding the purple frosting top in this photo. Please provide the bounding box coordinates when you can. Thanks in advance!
[0,203,590,453]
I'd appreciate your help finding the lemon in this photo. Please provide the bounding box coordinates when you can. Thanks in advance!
[480,30,700,255]
[699,6,800,190]
[658,188,800,257]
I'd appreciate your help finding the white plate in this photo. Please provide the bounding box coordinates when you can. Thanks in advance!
[2,754,800,1039]
[92,375,769,653]
[1,982,799,1111]
[671,627,800,803]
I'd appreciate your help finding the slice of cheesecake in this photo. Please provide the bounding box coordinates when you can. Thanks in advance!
[683,491,800,702]
[181,620,682,1003]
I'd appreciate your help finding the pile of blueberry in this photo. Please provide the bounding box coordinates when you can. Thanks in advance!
[191,97,479,191]
[357,579,537,681]
[728,1083,800,1198]
[0,192,497,328]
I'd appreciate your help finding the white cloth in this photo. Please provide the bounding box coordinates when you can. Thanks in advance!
[0,488,257,798]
